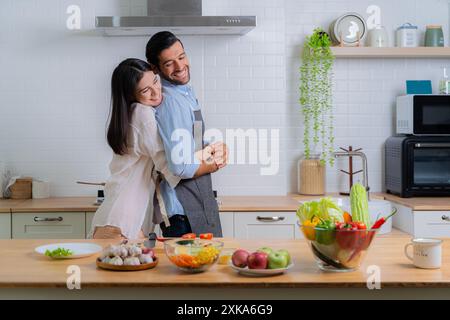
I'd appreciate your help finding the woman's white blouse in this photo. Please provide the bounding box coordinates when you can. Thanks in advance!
[88,103,180,239]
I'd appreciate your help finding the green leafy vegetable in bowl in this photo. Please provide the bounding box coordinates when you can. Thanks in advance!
[45,247,73,258]
[296,197,344,224]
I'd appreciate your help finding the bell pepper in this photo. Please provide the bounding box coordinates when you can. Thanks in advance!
[343,211,352,223]
[301,217,320,240]
[315,220,336,245]
[199,233,213,240]
[181,233,196,239]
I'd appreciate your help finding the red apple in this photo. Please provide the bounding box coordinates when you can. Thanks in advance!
[247,251,268,269]
[232,249,250,268]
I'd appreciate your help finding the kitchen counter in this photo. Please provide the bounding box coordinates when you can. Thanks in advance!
[382,193,450,211]
[2,233,450,299]
[1,194,449,214]
[0,196,302,213]
[0,199,26,213]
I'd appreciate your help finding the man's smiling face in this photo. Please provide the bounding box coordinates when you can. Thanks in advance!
[157,40,190,85]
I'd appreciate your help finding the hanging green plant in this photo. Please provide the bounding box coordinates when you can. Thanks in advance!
[299,28,335,166]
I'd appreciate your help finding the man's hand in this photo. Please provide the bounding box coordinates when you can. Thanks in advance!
[210,142,228,169]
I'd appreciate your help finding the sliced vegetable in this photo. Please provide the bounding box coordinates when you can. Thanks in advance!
[45,247,73,258]
[350,183,371,228]
[181,233,196,239]
[199,233,213,240]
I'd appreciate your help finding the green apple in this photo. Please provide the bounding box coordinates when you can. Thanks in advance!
[257,247,273,255]
[267,251,289,269]
[277,249,291,265]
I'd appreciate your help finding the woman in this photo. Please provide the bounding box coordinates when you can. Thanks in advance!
[89,58,218,240]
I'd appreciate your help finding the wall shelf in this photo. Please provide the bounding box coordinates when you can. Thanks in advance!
[331,47,450,58]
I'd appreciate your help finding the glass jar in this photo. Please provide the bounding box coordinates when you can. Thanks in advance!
[439,66,450,94]
[297,154,326,195]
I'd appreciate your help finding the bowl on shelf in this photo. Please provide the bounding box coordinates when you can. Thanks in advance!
[164,238,223,273]
[298,222,378,272]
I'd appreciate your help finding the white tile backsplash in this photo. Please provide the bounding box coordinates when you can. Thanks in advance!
[0,0,448,196]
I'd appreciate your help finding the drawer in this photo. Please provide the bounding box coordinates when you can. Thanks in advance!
[414,211,450,238]
[0,213,11,239]
[12,212,86,239]
[234,212,302,240]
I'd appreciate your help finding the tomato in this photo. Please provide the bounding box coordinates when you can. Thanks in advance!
[199,233,213,240]
[181,233,196,239]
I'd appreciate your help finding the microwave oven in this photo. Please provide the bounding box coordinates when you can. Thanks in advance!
[396,94,450,135]
[385,135,450,197]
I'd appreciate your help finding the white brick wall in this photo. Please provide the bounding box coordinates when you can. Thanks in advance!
[0,0,449,196]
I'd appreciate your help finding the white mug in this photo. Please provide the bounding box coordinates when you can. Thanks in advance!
[404,238,442,269]
[367,26,389,47]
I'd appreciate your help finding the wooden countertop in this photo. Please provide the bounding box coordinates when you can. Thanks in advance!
[382,194,450,211]
[0,199,26,213]
[2,234,449,288]
[0,196,302,213]
[1,193,449,213]
[218,196,300,212]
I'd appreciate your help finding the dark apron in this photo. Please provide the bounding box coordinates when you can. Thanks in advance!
[174,110,223,237]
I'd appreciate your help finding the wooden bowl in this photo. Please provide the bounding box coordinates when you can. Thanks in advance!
[96,257,158,271]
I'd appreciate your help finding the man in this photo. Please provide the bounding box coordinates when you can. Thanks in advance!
[146,31,227,237]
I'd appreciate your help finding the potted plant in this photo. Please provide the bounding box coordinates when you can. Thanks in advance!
[298,28,335,195]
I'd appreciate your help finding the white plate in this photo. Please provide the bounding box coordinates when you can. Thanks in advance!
[229,262,294,277]
[35,243,102,259]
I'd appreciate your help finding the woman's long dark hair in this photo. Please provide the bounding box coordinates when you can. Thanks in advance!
[107,58,152,155]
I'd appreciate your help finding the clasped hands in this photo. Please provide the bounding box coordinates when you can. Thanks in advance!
[195,142,228,171]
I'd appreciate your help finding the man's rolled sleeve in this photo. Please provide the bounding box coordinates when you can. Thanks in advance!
[156,96,200,179]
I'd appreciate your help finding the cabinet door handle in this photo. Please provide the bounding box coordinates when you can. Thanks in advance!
[442,215,450,222]
[257,216,285,222]
[34,217,63,222]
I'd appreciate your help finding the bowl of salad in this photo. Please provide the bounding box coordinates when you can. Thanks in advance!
[297,183,396,272]
[164,238,223,273]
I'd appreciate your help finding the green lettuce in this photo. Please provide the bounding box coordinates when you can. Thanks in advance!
[296,197,344,223]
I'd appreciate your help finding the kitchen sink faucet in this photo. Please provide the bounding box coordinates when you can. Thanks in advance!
[333,151,370,201]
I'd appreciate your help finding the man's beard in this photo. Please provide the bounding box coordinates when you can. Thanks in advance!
[160,68,190,85]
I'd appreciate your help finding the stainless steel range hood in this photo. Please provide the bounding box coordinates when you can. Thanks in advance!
[95,0,256,36]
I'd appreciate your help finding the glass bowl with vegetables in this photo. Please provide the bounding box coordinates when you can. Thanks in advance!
[297,184,396,272]
[164,238,223,273]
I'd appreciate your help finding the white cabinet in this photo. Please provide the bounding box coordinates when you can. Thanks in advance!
[219,212,234,238]
[12,212,86,239]
[393,204,450,238]
[0,213,11,239]
[414,211,450,238]
[86,212,95,238]
[234,212,302,240]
